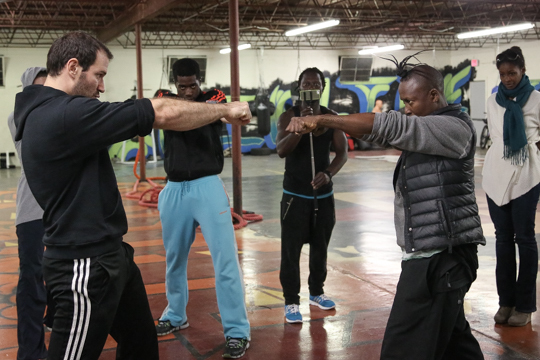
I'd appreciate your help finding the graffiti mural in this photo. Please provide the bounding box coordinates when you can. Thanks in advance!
[109,60,476,159]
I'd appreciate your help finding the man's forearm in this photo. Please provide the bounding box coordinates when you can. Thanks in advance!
[151,98,228,131]
[327,153,347,178]
[276,132,301,158]
[326,132,348,177]
[316,113,375,139]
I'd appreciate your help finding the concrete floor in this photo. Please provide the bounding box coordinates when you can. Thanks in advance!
[1,148,539,359]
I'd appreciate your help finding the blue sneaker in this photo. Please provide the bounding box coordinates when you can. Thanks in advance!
[309,294,336,310]
[284,304,303,323]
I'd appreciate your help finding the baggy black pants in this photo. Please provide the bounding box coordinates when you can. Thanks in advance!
[279,193,335,305]
[43,242,159,360]
[381,245,484,360]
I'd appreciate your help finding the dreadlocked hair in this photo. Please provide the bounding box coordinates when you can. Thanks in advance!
[381,50,425,79]
[382,51,444,93]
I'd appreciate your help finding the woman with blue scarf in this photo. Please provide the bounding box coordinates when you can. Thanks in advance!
[483,46,540,327]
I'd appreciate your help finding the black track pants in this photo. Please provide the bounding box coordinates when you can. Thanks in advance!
[43,242,159,360]
[280,193,335,305]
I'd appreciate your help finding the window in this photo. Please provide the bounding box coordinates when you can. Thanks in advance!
[168,56,207,84]
[339,56,373,82]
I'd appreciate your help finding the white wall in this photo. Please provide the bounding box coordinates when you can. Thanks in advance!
[449,39,540,95]
[2,39,539,165]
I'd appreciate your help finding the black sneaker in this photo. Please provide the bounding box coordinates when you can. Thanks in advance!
[222,337,249,358]
[155,319,189,336]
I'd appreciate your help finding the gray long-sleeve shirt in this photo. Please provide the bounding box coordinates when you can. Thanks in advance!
[362,108,473,259]
[8,112,44,225]
[8,66,46,226]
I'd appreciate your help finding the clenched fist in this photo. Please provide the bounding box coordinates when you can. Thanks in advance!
[286,116,320,134]
[223,101,252,126]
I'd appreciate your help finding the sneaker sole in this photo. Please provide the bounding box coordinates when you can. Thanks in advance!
[156,327,180,336]
[285,317,303,324]
[156,322,189,336]
[508,318,531,327]
[309,300,335,310]
[222,341,250,358]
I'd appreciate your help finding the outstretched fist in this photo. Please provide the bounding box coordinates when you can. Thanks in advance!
[286,116,319,135]
[223,102,252,125]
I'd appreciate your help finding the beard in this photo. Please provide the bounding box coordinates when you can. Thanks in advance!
[73,72,99,98]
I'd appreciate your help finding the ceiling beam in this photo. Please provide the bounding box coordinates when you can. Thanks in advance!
[96,0,180,43]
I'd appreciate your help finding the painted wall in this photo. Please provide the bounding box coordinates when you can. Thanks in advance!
[2,39,540,164]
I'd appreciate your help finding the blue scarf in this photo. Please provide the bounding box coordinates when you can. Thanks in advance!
[495,74,534,165]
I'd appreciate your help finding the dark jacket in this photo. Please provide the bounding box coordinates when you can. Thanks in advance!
[14,85,155,259]
[394,106,486,253]
[163,89,226,181]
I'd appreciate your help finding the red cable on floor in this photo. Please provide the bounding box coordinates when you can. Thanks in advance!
[126,150,166,201]
[125,150,263,228]
[138,186,162,208]
[232,210,264,230]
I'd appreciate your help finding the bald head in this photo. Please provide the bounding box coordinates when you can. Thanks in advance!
[398,65,448,116]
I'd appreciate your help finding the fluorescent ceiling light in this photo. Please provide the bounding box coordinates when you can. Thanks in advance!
[358,44,404,55]
[457,22,535,39]
[285,20,340,37]
[220,44,252,54]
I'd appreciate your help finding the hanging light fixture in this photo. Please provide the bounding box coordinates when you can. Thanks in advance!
[456,23,535,39]
[358,44,405,55]
[220,44,252,54]
[285,20,340,37]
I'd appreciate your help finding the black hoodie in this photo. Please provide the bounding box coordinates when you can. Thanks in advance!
[163,89,226,181]
[14,85,154,259]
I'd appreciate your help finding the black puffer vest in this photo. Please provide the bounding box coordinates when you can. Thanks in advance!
[394,105,486,253]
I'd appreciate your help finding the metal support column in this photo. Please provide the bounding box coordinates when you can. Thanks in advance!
[229,0,242,217]
[135,23,146,181]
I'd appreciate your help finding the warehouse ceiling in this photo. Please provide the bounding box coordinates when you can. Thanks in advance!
[0,0,539,50]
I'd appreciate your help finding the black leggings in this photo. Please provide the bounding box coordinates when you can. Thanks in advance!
[16,219,49,360]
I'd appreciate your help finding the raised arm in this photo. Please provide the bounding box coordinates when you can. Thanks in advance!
[151,97,251,131]
[276,109,302,158]
[326,129,348,177]
[311,128,348,190]
[286,112,375,139]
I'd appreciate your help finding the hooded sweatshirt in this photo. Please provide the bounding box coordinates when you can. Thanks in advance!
[7,67,46,226]
[14,84,155,259]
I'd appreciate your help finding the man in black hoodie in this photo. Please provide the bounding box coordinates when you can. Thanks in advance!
[14,31,251,360]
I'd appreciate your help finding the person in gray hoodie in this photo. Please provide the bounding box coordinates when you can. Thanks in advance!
[286,57,485,359]
[8,67,54,360]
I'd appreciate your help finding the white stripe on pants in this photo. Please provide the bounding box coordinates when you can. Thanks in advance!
[63,259,92,360]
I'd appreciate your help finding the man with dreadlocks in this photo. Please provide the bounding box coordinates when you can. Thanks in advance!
[276,67,347,323]
[286,56,485,359]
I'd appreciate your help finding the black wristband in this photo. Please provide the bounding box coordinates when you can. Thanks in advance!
[323,170,333,180]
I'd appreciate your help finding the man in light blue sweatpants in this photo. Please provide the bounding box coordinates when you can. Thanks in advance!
[156,58,250,359]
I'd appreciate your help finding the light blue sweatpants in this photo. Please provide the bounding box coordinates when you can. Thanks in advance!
[158,175,250,340]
